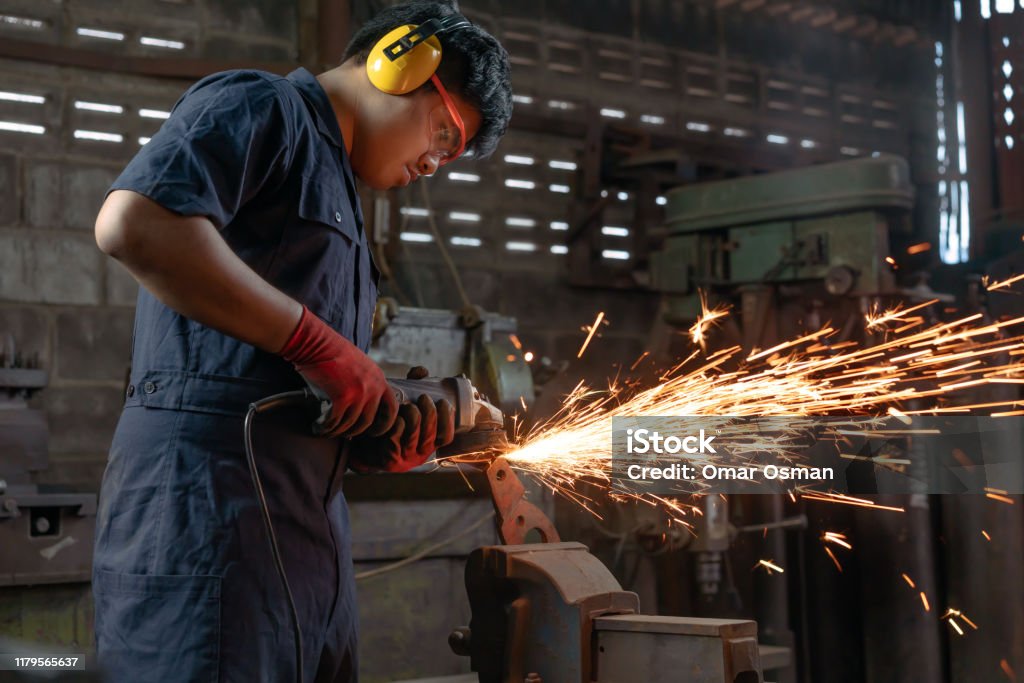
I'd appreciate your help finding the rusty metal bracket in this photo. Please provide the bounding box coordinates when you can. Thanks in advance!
[485,456,560,545]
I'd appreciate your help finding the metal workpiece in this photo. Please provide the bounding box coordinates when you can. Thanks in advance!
[484,456,560,546]
[593,615,761,683]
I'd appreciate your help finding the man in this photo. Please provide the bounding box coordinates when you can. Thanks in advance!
[90,1,512,681]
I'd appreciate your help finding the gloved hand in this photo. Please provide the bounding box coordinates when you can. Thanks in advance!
[348,366,457,473]
[278,306,398,438]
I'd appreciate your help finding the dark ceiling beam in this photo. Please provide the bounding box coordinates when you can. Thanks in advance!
[0,3,350,80]
[510,109,815,175]
[809,9,837,28]
[833,15,858,33]
[710,0,932,49]
[0,37,294,80]
[763,3,793,17]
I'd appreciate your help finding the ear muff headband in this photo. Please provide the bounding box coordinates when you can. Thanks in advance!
[366,14,471,95]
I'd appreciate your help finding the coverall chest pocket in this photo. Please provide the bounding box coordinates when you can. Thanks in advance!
[296,177,361,328]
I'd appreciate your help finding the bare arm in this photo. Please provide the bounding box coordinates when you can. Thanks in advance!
[95,189,302,353]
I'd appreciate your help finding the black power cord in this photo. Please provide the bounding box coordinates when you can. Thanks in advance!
[244,389,316,683]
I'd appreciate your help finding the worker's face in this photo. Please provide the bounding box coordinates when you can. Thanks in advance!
[351,86,482,191]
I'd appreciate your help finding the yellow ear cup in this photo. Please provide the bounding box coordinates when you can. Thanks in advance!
[366,25,443,95]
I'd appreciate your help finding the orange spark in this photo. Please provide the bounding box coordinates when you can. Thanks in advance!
[920,592,930,612]
[982,530,992,542]
[986,272,1024,291]
[907,242,932,255]
[577,311,605,359]
[689,291,731,350]
[1001,659,1017,681]
[630,351,650,371]
[471,299,1024,523]
[902,573,916,589]
[942,608,978,635]
[802,493,905,513]
[887,406,912,424]
[823,531,853,550]
[865,299,937,330]
[987,493,1015,505]
[824,546,843,572]
[756,559,785,574]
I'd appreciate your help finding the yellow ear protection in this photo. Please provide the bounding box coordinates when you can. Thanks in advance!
[366,14,472,95]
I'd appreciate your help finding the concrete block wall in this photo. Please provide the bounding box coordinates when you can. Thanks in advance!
[0,59,174,490]
[0,0,301,491]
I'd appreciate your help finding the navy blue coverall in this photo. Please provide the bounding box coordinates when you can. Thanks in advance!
[92,67,378,683]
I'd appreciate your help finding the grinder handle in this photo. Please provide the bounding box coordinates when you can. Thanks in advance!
[304,376,471,434]
[385,376,473,432]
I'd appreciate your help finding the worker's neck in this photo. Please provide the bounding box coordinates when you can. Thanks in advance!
[315,63,362,157]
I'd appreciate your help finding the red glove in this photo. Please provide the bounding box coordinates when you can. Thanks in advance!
[278,306,397,438]
[349,366,457,473]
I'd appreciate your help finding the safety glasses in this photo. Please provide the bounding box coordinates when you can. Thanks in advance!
[427,73,466,166]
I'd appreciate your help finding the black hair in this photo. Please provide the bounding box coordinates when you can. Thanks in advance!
[342,0,512,159]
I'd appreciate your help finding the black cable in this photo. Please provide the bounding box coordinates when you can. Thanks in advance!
[244,389,315,683]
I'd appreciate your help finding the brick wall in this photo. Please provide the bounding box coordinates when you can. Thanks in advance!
[0,56,186,488]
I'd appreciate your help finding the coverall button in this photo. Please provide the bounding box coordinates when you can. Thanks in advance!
[334,211,342,222]
[126,384,135,397]
[143,381,156,394]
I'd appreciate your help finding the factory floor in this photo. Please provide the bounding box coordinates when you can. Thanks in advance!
[392,676,476,683]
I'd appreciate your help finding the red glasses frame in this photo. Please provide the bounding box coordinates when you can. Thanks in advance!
[429,73,466,165]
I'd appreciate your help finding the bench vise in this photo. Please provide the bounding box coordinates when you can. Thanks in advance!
[450,458,763,683]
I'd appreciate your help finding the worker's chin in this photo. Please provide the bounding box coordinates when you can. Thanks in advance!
[357,175,392,191]
[350,164,392,191]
